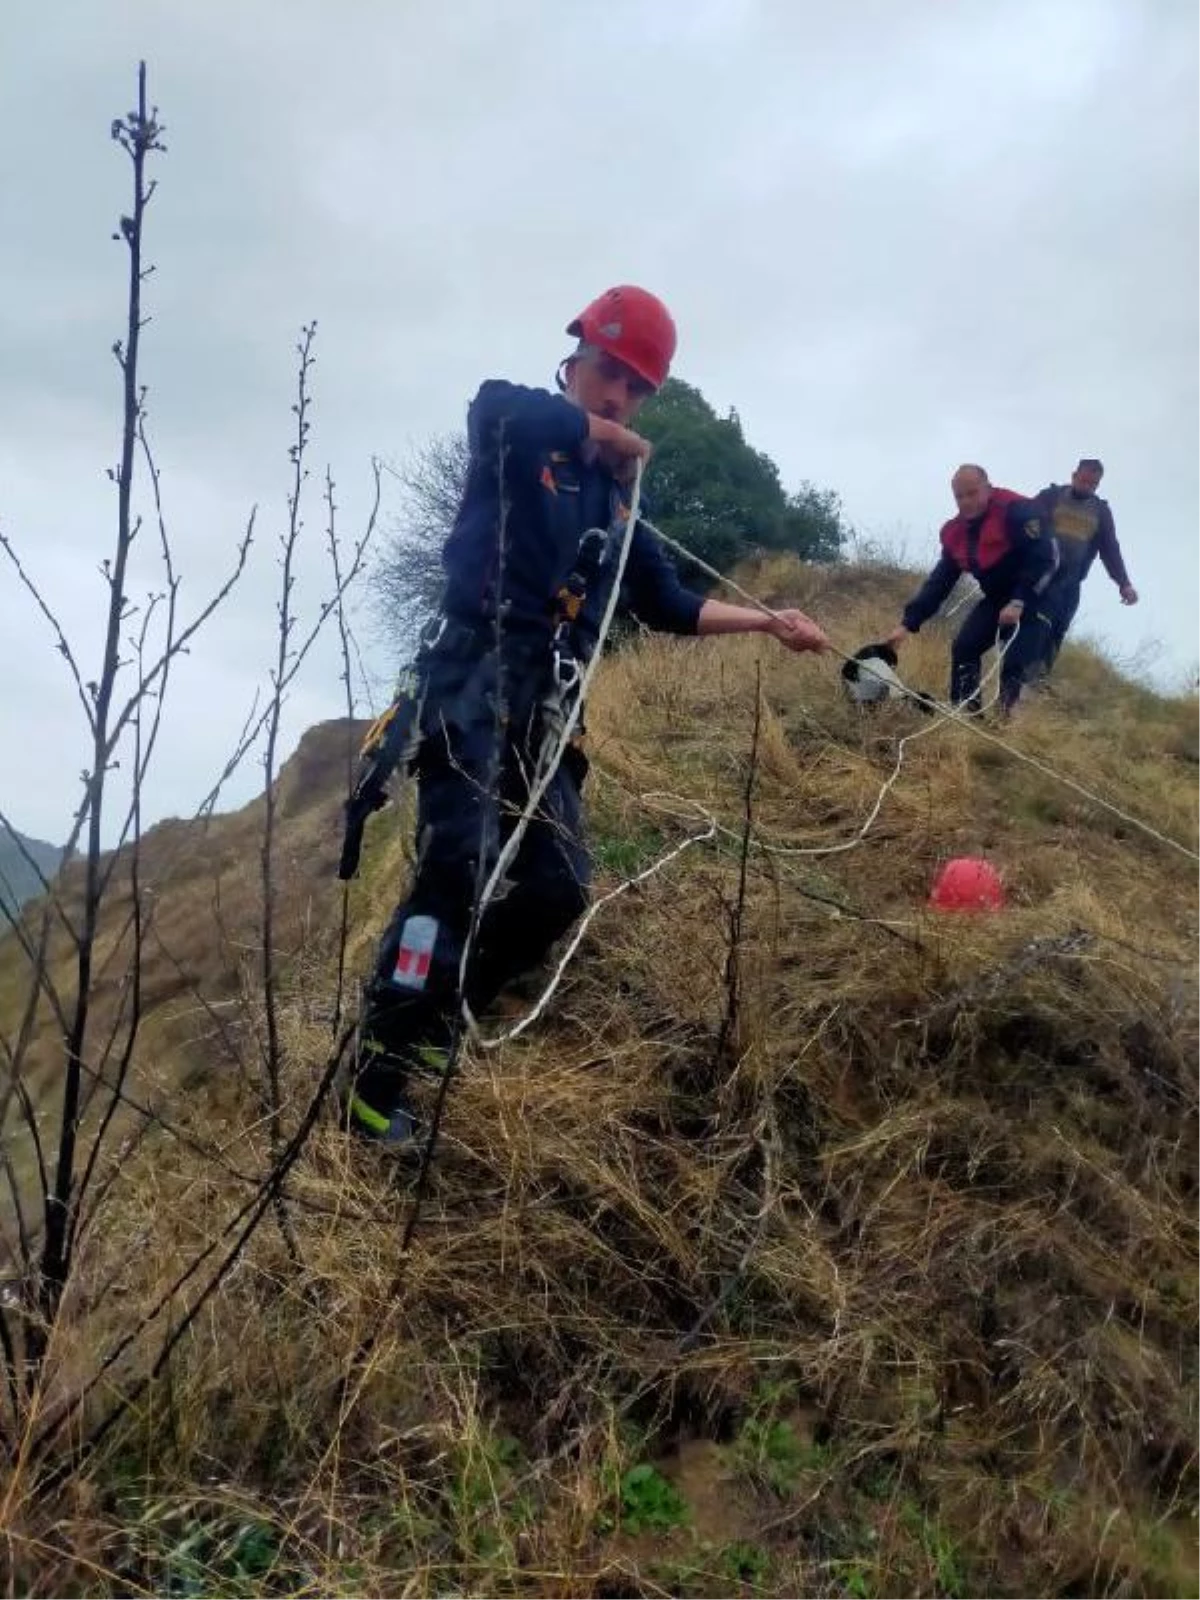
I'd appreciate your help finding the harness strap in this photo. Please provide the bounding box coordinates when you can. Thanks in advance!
[337,618,447,881]
[546,524,608,697]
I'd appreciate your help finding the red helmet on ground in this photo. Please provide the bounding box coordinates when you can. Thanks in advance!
[928,857,1006,912]
[567,285,677,391]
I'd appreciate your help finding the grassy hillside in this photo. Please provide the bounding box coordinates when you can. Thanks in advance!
[1,559,1196,1597]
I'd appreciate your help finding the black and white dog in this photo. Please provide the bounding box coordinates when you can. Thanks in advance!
[840,643,937,713]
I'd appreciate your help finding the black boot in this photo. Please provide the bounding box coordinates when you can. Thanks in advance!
[342,1026,420,1146]
[342,982,456,1148]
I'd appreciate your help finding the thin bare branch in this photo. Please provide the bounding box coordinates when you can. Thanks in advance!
[0,818,67,938]
[256,321,321,1268]
[714,659,762,1070]
[70,624,152,1249]
[0,528,95,733]
[325,466,355,1040]
[36,58,163,1358]
[187,489,372,827]
[194,687,265,818]
[104,507,255,764]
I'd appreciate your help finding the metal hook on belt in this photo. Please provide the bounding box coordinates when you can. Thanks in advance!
[553,646,582,697]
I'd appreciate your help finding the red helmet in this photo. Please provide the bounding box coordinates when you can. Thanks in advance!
[928,857,1006,913]
[567,285,677,390]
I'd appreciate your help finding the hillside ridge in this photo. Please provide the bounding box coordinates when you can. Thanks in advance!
[2,557,1196,1598]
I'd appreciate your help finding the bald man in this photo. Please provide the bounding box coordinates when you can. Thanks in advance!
[887,465,1057,713]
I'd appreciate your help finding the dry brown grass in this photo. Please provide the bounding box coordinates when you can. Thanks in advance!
[1,559,1195,1597]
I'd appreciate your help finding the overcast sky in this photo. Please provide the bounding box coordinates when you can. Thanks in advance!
[2,0,1196,845]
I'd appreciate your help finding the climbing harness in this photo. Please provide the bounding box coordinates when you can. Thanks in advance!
[537,521,615,785]
[341,497,624,888]
[337,618,444,880]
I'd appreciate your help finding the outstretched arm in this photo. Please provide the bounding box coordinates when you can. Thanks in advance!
[887,552,961,646]
[697,597,829,653]
[622,526,828,651]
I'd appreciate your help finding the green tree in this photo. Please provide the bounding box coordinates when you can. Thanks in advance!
[635,378,848,581]
[373,378,848,652]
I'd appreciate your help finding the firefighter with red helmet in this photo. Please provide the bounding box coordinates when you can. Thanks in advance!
[345,287,830,1143]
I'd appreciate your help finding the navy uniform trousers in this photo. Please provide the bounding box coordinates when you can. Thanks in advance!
[1038,575,1084,674]
[950,596,1054,711]
[354,620,589,1111]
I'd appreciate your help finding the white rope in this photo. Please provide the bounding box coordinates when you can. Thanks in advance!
[942,576,980,621]
[739,619,1019,858]
[726,714,939,858]
[471,802,717,1049]
[640,517,1199,865]
[626,614,1012,869]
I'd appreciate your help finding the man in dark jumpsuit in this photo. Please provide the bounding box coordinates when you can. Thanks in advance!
[886,464,1057,713]
[346,285,831,1142]
[1035,458,1138,677]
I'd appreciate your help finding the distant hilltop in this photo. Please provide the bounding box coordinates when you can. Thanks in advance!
[0,827,61,916]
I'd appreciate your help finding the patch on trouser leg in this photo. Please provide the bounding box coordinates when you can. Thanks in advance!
[389,914,439,990]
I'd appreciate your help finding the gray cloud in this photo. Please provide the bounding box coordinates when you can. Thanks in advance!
[1,0,1196,843]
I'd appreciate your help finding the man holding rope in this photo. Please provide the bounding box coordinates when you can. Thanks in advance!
[344,285,830,1144]
[886,464,1057,715]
